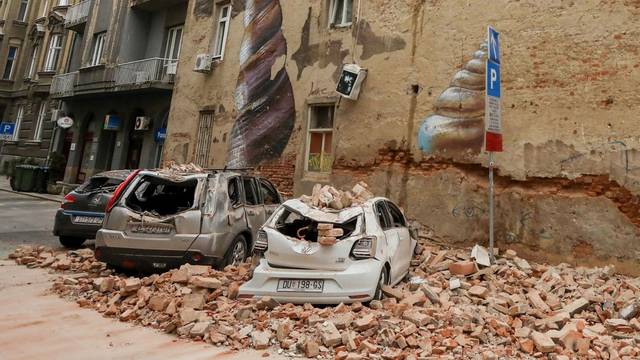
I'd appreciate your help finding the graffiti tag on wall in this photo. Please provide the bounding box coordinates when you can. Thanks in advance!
[417,43,487,156]
[227,0,295,168]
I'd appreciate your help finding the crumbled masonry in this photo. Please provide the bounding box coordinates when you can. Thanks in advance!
[9,239,640,359]
[300,182,374,211]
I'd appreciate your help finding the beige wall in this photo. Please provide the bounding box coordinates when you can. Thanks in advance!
[165,0,640,273]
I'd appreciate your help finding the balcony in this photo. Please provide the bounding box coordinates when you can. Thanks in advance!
[50,58,175,98]
[113,58,176,88]
[64,0,92,32]
[129,0,187,11]
[51,72,78,98]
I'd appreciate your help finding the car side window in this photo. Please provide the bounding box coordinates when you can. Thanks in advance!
[228,177,241,206]
[259,180,280,205]
[242,177,259,205]
[375,202,391,230]
[386,201,407,228]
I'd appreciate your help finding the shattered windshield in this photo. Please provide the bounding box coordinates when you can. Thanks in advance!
[275,207,360,242]
[75,177,123,194]
[125,176,199,216]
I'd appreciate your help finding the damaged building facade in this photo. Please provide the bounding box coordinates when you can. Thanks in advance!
[50,0,187,183]
[162,0,640,273]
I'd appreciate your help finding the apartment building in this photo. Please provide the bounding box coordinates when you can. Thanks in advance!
[163,0,640,268]
[0,0,73,171]
[51,0,187,183]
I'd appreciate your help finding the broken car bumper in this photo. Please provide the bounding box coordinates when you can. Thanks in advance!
[238,258,382,304]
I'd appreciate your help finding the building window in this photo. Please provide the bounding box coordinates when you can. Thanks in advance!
[3,47,19,80]
[44,34,62,71]
[164,25,183,63]
[90,32,106,66]
[12,105,24,141]
[306,105,334,172]
[212,3,231,59]
[27,44,39,78]
[194,111,214,166]
[17,0,29,22]
[33,101,47,141]
[329,0,353,27]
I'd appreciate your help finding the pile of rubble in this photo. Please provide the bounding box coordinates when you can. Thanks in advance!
[163,162,205,174]
[299,182,374,211]
[9,244,640,359]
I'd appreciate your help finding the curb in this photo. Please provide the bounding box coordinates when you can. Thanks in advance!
[0,187,62,203]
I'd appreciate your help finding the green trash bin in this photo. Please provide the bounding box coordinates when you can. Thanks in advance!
[10,165,25,191]
[34,166,50,193]
[16,165,38,192]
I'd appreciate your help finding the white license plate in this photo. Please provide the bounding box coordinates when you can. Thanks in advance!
[277,279,324,293]
[73,216,103,224]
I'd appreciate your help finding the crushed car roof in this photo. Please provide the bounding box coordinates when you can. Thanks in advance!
[282,198,385,223]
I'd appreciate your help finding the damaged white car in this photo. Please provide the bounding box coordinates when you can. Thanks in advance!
[239,197,417,304]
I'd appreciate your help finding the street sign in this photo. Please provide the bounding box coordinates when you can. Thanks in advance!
[154,128,167,143]
[485,26,502,152]
[57,116,74,129]
[0,122,15,140]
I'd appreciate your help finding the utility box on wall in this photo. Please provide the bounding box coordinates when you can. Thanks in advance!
[336,64,367,100]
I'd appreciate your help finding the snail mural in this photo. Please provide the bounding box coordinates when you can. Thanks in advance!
[418,43,487,156]
[227,0,295,168]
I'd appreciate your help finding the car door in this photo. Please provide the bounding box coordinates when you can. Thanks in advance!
[374,200,402,282]
[258,178,281,219]
[385,201,412,280]
[242,176,265,239]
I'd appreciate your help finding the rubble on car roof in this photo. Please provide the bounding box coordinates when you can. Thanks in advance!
[299,182,375,211]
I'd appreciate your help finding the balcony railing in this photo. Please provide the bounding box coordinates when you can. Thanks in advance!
[113,58,176,86]
[51,72,78,97]
[65,0,92,28]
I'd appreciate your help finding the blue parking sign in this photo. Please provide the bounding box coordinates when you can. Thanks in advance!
[488,26,500,64]
[486,59,500,98]
[0,122,15,140]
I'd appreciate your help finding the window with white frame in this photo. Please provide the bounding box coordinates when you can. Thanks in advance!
[17,0,30,22]
[90,32,106,66]
[27,44,39,78]
[212,3,231,59]
[3,46,19,80]
[306,105,335,172]
[12,105,24,141]
[33,101,47,141]
[329,0,353,27]
[44,34,62,71]
[164,25,183,63]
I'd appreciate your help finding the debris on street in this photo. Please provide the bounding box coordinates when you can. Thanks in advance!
[9,242,640,359]
[299,182,374,211]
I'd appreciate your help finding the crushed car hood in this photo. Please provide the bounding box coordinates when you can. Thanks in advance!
[282,199,364,223]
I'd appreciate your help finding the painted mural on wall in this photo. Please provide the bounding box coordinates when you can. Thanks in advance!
[418,43,487,156]
[226,0,295,168]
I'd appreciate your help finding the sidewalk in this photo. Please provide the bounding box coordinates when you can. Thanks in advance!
[0,176,64,203]
[0,260,285,360]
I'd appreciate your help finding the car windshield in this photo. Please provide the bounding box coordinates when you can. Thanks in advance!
[124,175,199,216]
[75,176,123,194]
[274,207,359,242]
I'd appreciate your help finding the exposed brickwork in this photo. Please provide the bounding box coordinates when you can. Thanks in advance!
[334,146,640,230]
[255,154,296,198]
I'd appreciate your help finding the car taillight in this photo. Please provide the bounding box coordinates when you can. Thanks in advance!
[61,193,76,209]
[351,236,376,259]
[105,169,140,214]
[253,230,268,253]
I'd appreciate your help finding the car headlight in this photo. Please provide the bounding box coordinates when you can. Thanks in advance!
[351,236,375,259]
[253,230,268,253]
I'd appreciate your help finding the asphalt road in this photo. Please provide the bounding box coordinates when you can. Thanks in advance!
[0,191,87,258]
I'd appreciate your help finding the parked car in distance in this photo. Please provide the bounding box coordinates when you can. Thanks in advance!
[95,169,282,271]
[239,197,417,304]
[54,170,132,248]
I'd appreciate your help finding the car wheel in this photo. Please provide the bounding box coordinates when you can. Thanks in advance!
[59,236,86,249]
[223,235,247,268]
[373,266,389,301]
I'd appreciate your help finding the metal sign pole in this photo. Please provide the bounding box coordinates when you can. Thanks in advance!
[488,151,495,263]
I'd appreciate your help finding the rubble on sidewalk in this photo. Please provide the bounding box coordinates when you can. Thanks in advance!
[9,240,640,359]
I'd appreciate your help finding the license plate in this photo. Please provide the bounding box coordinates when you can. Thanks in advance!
[73,216,103,224]
[277,279,324,293]
[130,223,173,234]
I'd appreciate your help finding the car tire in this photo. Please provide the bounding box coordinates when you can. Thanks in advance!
[222,235,248,268]
[372,266,389,301]
[59,236,86,248]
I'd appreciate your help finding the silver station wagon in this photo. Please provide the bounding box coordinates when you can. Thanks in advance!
[95,169,282,271]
